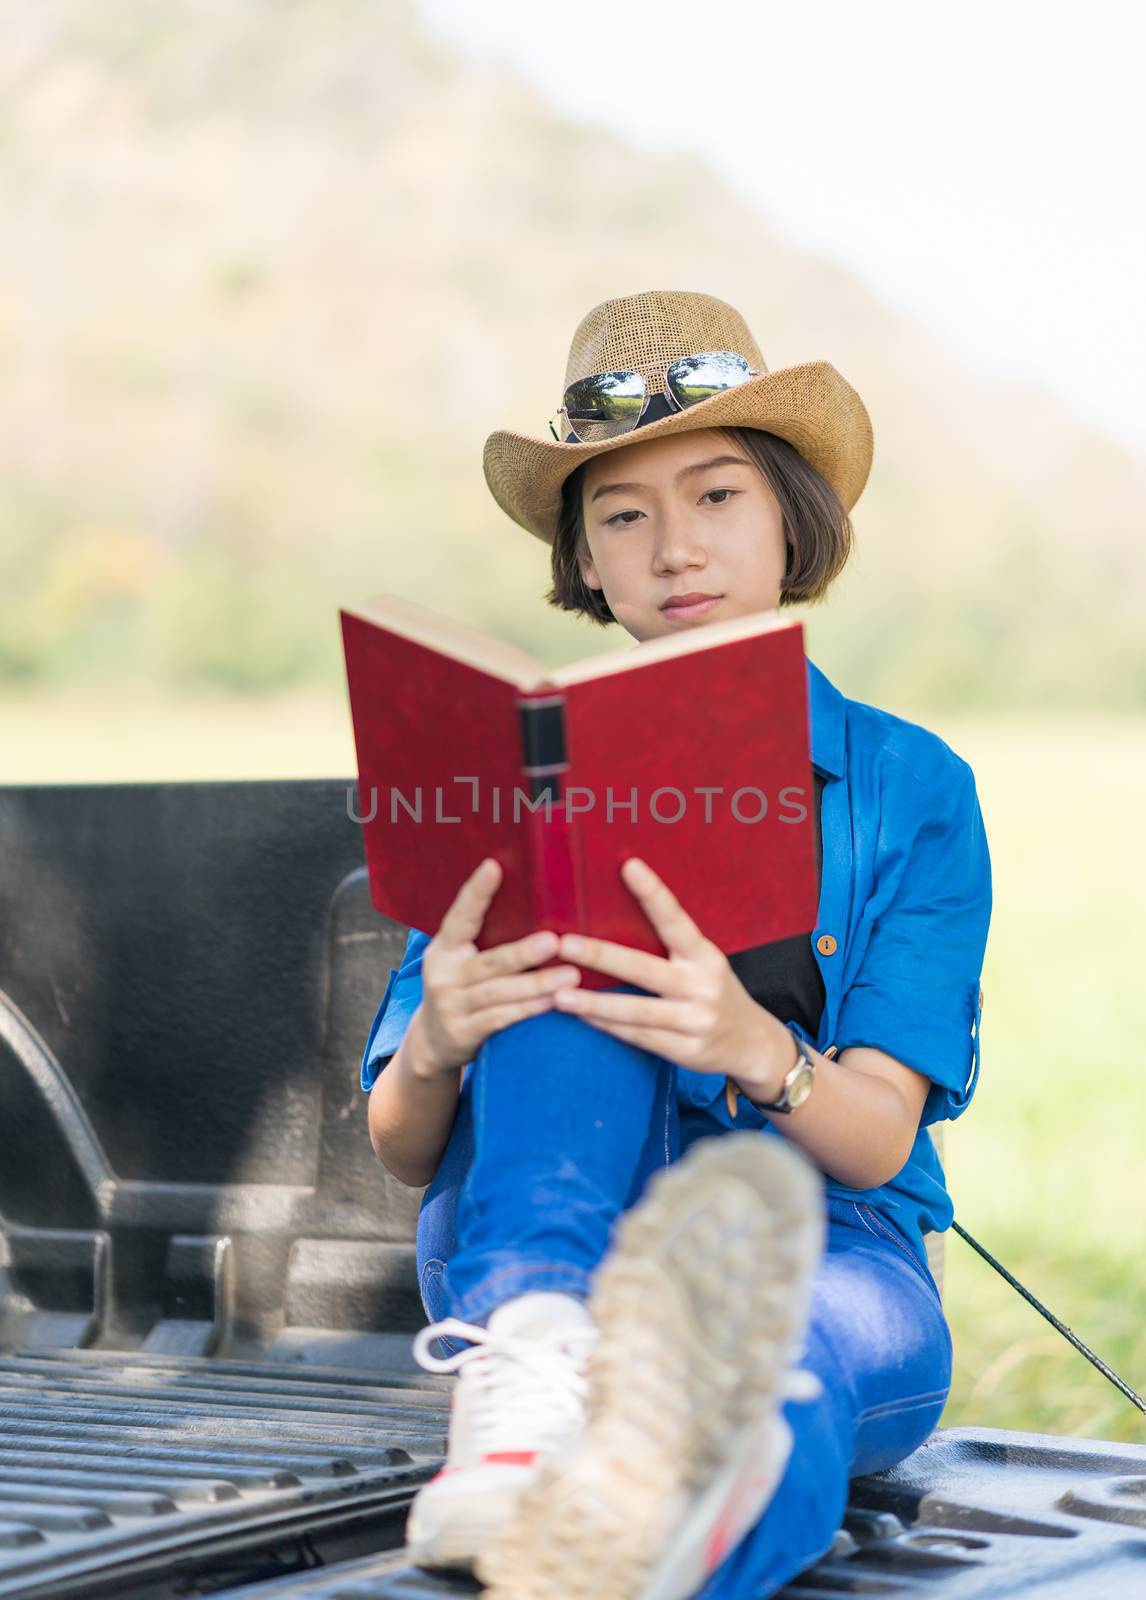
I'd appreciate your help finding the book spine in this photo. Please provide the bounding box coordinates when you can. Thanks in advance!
[516,692,579,930]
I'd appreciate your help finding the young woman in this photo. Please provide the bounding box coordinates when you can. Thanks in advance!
[360,291,992,1600]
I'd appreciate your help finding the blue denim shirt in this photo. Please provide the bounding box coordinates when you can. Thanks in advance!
[360,654,992,1259]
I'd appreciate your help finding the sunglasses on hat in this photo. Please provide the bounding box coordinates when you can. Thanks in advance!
[548,350,764,444]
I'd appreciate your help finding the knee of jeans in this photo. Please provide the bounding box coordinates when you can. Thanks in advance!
[475,985,641,1051]
[474,1001,584,1053]
[851,1385,950,1477]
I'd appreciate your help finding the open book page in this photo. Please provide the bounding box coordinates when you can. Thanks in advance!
[549,606,798,687]
[342,592,549,688]
[343,590,799,693]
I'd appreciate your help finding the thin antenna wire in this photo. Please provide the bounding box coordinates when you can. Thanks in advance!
[952,1220,1146,1417]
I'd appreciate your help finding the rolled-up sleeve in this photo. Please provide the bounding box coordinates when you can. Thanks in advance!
[834,764,992,1127]
[360,927,430,1092]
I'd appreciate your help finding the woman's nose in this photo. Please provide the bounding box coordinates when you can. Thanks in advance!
[653,512,708,574]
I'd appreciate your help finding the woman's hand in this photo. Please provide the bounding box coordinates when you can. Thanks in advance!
[552,856,793,1091]
[410,857,581,1078]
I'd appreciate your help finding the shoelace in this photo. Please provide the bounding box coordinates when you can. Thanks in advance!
[413,1316,598,1459]
[780,1367,822,1403]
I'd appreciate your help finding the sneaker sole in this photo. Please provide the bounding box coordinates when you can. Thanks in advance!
[407,1460,539,1571]
[475,1132,825,1600]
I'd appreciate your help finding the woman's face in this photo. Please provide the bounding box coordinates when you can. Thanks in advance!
[577,428,789,642]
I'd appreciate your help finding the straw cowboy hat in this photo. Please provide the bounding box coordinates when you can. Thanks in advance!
[483,289,874,546]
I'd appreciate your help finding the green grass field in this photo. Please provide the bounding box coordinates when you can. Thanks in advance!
[2,692,1143,1444]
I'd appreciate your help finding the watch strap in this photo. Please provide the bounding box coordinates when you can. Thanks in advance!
[753,1024,811,1114]
[725,1027,829,1118]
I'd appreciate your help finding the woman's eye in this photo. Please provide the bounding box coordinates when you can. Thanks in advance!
[605,509,644,527]
[702,488,738,506]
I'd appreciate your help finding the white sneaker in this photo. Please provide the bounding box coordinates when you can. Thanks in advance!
[476,1134,826,1600]
[405,1291,597,1570]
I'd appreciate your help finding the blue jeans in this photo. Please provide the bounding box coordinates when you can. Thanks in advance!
[415,1000,953,1600]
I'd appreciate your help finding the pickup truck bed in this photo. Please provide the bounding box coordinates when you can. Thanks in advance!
[1,780,1143,1599]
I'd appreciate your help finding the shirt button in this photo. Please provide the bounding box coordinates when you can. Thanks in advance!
[816,934,838,956]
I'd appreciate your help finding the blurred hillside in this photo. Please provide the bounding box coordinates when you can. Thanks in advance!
[1,0,1144,710]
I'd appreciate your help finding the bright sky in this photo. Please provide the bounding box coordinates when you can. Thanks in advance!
[418,0,1145,458]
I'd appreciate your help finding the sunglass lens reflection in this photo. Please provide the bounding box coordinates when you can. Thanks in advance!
[666,351,753,409]
[562,370,645,442]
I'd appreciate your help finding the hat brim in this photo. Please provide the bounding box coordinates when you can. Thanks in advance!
[483,360,873,545]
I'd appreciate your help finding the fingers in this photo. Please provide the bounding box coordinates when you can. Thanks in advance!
[556,931,681,993]
[437,863,563,977]
[463,927,560,982]
[437,858,504,948]
[461,970,581,1059]
[469,965,581,1011]
[554,988,696,1032]
[472,992,565,1036]
[620,858,705,955]
[415,983,563,1076]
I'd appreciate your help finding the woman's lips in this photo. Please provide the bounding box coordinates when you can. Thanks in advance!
[661,595,722,620]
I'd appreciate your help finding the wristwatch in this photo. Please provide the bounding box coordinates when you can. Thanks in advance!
[750,1024,816,1114]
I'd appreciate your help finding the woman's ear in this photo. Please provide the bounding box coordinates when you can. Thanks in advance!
[578,546,603,592]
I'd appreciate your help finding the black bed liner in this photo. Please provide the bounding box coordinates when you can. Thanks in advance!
[1,781,1143,1598]
[198,1426,1146,1599]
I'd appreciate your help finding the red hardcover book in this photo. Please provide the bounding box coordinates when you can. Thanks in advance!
[340,593,818,992]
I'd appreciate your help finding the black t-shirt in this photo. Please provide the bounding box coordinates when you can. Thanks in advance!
[726,770,826,1040]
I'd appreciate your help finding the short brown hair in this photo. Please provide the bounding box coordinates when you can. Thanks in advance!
[545,427,855,626]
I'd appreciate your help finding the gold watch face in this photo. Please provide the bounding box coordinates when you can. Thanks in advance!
[788,1061,815,1108]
